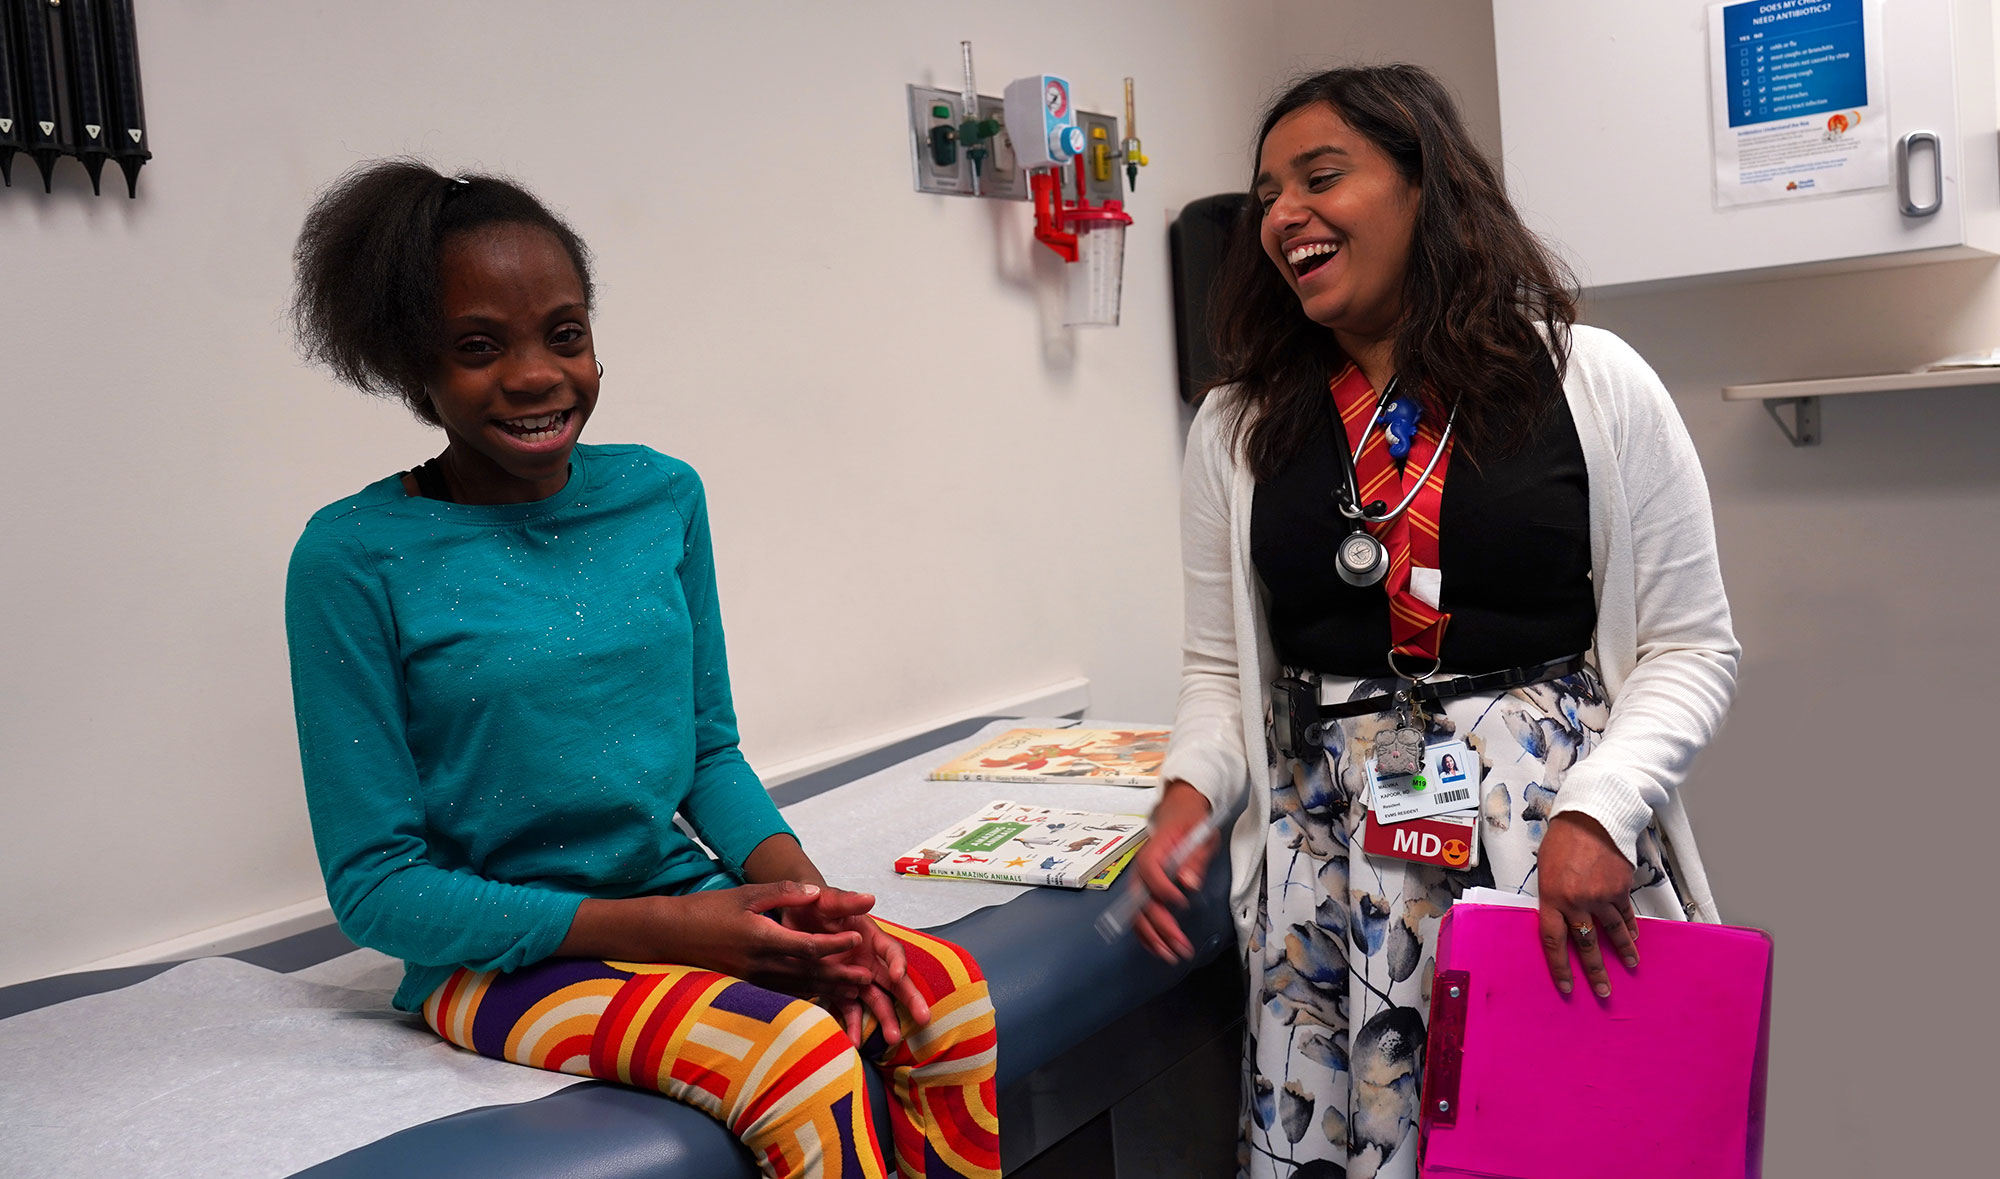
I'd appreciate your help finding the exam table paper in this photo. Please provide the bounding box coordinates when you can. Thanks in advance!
[0,718,1164,1177]
[0,955,582,1179]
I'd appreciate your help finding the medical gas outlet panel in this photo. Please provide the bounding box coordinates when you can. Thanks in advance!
[906,85,1125,206]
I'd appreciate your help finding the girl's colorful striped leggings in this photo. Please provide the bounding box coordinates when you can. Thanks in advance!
[422,920,999,1179]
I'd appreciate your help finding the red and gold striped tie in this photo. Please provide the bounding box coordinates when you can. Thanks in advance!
[1330,364,1455,663]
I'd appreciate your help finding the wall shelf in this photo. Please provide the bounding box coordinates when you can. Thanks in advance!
[1722,366,2000,446]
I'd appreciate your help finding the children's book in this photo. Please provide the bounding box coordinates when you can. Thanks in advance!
[893,800,1149,888]
[927,727,1171,786]
[1081,843,1140,890]
[900,840,1140,890]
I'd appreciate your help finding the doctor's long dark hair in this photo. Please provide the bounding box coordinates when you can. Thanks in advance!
[1210,65,1577,479]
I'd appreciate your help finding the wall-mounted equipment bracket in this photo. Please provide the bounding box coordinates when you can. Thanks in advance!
[1761,396,1821,447]
[908,85,1125,205]
[1725,365,2000,448]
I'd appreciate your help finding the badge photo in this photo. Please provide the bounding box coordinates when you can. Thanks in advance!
[1369,737,1481,825]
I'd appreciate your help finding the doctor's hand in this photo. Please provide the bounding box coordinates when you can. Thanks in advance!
[1536,813,1641,998]
[1132,781,1215,963]
[781,886,931,1047]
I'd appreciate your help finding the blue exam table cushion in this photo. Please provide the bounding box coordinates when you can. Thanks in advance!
[294,851,1235,1178]
[0,719,1237,1178]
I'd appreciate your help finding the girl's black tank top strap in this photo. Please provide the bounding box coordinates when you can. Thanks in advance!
[411,457,455,503]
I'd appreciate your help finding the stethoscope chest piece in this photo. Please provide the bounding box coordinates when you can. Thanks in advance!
[1336,528,1390,587]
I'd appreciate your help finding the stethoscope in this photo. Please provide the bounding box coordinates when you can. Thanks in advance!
[1333,375,1459,588]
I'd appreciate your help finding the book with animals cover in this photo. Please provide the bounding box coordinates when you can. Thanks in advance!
[927,727,1170,787]
[893,800,1149,888]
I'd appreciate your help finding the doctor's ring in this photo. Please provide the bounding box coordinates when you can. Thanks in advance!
[1572,924,1594,942]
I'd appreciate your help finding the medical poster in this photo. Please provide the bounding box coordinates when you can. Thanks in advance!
[1709,0,1888,207]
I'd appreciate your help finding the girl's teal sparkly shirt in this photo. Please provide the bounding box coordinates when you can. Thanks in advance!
[285,444,792,1011]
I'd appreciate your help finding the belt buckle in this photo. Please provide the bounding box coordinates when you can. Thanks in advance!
[1436,674,1476,700]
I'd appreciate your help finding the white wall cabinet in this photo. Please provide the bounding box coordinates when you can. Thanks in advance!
[1493,0,2000,294]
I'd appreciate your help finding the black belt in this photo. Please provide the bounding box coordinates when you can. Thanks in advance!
[1318,653,1588,719]
[1271,654,1588,759]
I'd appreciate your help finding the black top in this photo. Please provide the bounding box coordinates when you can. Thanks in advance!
[1252,380,1596,677]
[409,457,455,503]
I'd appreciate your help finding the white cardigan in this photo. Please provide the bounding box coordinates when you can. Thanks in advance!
[1157,326,1740,954]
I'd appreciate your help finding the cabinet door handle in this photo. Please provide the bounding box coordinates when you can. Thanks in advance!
[1897,130,1942,217]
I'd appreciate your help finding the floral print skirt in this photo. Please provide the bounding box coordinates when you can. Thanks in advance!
[1242,663,1686,1179]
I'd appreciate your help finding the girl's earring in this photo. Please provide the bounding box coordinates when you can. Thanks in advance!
[596,360,605,378]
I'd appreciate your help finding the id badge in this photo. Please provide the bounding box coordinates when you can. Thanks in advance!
[1368,738,1480,825]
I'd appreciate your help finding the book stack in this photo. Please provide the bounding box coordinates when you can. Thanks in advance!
[894,801,1147,889]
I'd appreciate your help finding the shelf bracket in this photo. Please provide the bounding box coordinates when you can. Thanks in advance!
[1762,396,1821,447]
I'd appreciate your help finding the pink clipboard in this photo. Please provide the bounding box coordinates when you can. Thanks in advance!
[1418,903,1772,1179]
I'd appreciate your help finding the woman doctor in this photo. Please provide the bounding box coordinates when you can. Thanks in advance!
[1129,66,1739,1178]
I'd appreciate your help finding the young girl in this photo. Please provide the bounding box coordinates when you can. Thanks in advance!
[285,159,999,1179]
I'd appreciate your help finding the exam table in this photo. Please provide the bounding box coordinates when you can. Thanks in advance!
[0,719,1242,1178]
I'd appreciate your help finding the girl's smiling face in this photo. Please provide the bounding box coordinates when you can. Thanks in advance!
[428,222,599,503]
[1254,103,1420,350]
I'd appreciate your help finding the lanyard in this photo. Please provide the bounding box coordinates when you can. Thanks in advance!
[1329,364,1455,669]
[1335,377,1458,523]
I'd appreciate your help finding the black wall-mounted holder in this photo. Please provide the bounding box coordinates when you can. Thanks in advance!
[60,0,110,193]
[10,0,65,190]
[2,0,147,196]
[1169,193,1252,406]
[0,2,20,185]
[99,0,146,197]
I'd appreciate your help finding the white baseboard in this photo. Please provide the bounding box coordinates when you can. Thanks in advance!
[63,896,336,975]
[756,676,1092,786]
[52,677,1091,976]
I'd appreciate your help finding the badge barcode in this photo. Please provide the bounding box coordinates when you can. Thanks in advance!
[1433,788,1470,804]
